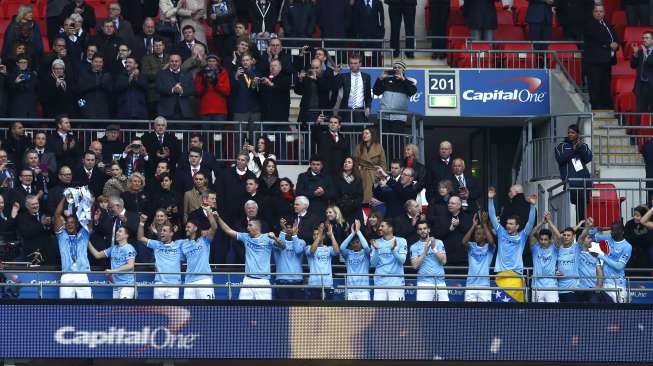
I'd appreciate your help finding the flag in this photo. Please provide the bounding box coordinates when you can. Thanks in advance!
[494,270,525,302]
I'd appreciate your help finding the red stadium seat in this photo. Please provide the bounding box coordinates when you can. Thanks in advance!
[611,75,635,99]
[624,26,649,59]
[494,25,526,41]
[548,43,582,84]
[498,43,536,68]
[611,10,627,41]
[612,59,635,77]
[447,24,470,50]
[586,183,625,230]
[455,42,495,68]
[0,19,11,34]
[448,7,465,26]
[603,0,621,21]
[496,9,514,26]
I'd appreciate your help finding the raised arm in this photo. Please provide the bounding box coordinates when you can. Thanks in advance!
[544,212,562,245]
[215,213,237,239]
[523,194,537,234]
[529,218,545,246]
[487,187,500,230]
[481,212,495,247]
[462,213,478,249]
[578,217,595,244]
[87,241,107,259]
[340,232,356,253]
[640,206,653,229]
[137,214,148,243]
[309,223,325,254]
[54,198,66,232]
[205,211,218,240]
[326,223,341,256]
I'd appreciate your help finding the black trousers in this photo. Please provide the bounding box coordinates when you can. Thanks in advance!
[636,82,653,113]
[586,62,613,109]
[46,17,61,46]
[626,4,651,26]
[429,1,450,50]
[528,23,552,51]
[569,186,589,223]
[389,4,416,54]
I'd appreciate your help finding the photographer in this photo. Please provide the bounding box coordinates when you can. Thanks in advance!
[39,59,75,118]
[295,58,334,124]
[195,54,231,121]
[230,52,262,142]
[119,139,149,177]
[8,56,38,118]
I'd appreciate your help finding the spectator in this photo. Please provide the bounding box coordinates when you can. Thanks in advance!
[354,128,387,205]
[142,38,170,118]
[631,31,653,113]
[108,3,136,49]
[114,57,149,120]
[175,147,214,194]
[72,150,107,197]
[425,140,454,202]
[149,160,172,194]
[325,205,349,244]
[364,210,382,240]
[258,158,281,197]
[386,0,417,58]
[623,206,652,271]
[177,1,208,45]
[426,179,454,220]
[296,58,335,123]
[556,0,594,40]
[499,184,531,227]
[142,116,182,174]
[196,54,231,121]
[292,195,321,245]
[234,199,271,239]
[316,0,351,40]
[31,132,57,175]
[311,115,350,179]
[63,15,87,65]
[1,5,44,65]
[187,190,218,232]
[245,136,277,178]
[259,59,292,122]
[4,122,30,168]
[7,57,38,118]
[373,166,421,219]
[395,199,422,246]
[0,62,7,117]
[92,19,125,65]
[132,18,157,61]
[181,44,208,81]
[403,144,426,184]
[0,149,17,191]
[334,54,372,122]
[17,195,55,265]
[526,0,554,50]
[554,124,592,221]
[9,169,43,210]
[216,154,256,225]
[624,0,650,26]
[583,5,619,109]
[373,60,417,145]
[46,115,81,170]
[281,0,316,46]
[463,0,513,41]
[352,0,385,65]
[175,25,208,62]
[428,0,450,59]
[121,172,151,216]
[110,43,132,75]
[120,0,150,37]
[249,0,278,35]
[75,55,113,119]
[231,52,262,138]
[451,158,481,213]
[39,37,71,78]
[180,132,220,180]
[151,172,182,225]
[23,150,50,198]
[103,162,129,198]
[207,0,238,60]
[119,139,149,177]
[270,177,296,230]
[156,53,196,120]
[225,35,252,72]
[0,195,19,240]
[77,43,97,73]
[183,172,210,223]
[99,125,127,164]
[88,141,106,172]
[257,37,293,76]
[40,59,75,118]
[432,196,472,268]
[60,0,96,33]
[45,166,72,215]
[46,0,70,44]
[296,155,336,221]
[334,156,364,223]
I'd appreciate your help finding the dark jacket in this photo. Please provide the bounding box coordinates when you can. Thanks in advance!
[373,74,418,99]
[141,131,182,174]
[463,0,498,30]
[216,167,256,224]
[425,157,455,202]
[334,175,364,222]
[174,164,213,194]
[75,67,113,118]
[432,210,472,266]
[295,73,334,122]
[248,0,278,34]
[208,0,237,36]
[500,193,531,227]
[39,73,76,118]
[582,18,618,65]
[642,139,653,179]
[269,193,294,231]
[60,2,96,32]
[259,71,291,121]
[452,174,482,213]
[174,40,208,61]
[311,125,351,178]
[156,68,196,119]
[352,0,385,39]
[114,70,149,119]
[335,71,373,110]
[631,48,653,92]
[394,214,419,248]
[121,190,152,216]
[373,178,421,219]
[72,165,107,197]
[525,0,554,24]
[7,70,38,118]
[90,33,125,65]
[293,210,322,243]
[229,66,261,113]
[282,1,316,38]
[295,168,336,221]
[554,138,592,186]
[16,210,55,262]
[46,131,81,170]
[316,0,351,38]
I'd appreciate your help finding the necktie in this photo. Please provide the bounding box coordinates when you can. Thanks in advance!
[26,186,31,194]
[351,74,362,108]
[159,134,164,145]
[443,159,448,166]
[457,175,465,187]
[192,168,198,177]
[332,133,338,142]
[38,150,43,159]
[146,37,153,55]
[87,171,92,180]
[34,213,39,222]
[187,42,193,49]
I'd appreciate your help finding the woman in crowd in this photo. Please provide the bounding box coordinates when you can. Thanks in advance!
[354,128,387,206]
[427,179,455,220]
[145,208,180,240]
[151,173,182,226]
[271,177,295,230]
[631,206,653,270]
[121,172,151,216]
[258,158,281,196]
[2,5,43,66]
[325,205,348,244]
[103,162,129,198]
[363,211,382,240]
[403,143,426,184]
[246,136,276,177]
[334,156,363,224]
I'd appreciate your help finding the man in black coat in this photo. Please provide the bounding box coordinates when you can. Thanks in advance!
[93,196,142,259]
[259,60,292,122]
[131,17,158,61]
[311,115,351,179]
[583,4,619,109]
[334,54,372,122]
[46,115,81,171]
[91,19,126,66]
[526,0,554,50]
[237,178,271,223]
[187,190,218,231]
[16,195,57,265]
[46,166,73,215]
[295,58,336,123]
[174,25,208,62]
[72,151,107,198]
[99,124,127,164]
[4,122,29,170]
[352,0,385,66]
[432,196,472,268]
[631,31,653,113]
[60,0,97,33]
[216,153,256,225]
[292,195,322,244]
[178,133,220,183]
[451,158,481,213]
[75,55,113,119]
[394,199,421,248]
[425,140,455,203]
[141,116,182,175]
[174,147,214,194]
[373,166,421,219]
[295,156,336,221]
[114,56,149,120]
[8,169,43,209]
[499,184,532,226]
[428,0,450,59]
[156,53,196,120]
[385,0,416,58]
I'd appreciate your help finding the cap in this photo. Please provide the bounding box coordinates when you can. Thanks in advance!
[207,54,219,61]
[106,124,120,131]
[392,60,407,70]
[52,59,65,68]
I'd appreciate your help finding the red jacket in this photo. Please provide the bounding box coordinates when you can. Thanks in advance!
[194,68,231,115]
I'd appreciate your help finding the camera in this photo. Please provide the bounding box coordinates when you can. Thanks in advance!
[203,67,218,84]
[387,70,395,76]
[130,143,142,150]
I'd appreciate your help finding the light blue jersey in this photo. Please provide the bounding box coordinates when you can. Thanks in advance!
[595,235,632,287]
[56,228,91,273]
[236,232,274,280]
[273,235,306,281]
[557,242,581,290]
[466,242,494,287]
[578,250,599,288]
[305,245,336,286]
[180,236,212,283]
[488,198,535,274]
[410,239,446,285]
[370,237,408,286]
[340,232,371,288]
[147,239,182,284]
[103,243,136,285]
[531,244,558,288]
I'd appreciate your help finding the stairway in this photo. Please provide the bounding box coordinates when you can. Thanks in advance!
[591,110,644,169]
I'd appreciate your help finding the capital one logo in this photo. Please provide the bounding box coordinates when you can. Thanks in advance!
[462,76,547,104]
[54,307,198,350]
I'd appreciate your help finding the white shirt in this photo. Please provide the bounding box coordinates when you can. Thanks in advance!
[58,130,68,144]
[348,72,364,109]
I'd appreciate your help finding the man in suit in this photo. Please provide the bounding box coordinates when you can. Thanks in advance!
[23,150,51,200]
[4,122,30,171]
[9,169,43,209]
[428,0,450,59]
[334,54,372,122]
[141,116,182,175]
[432,196,472,268]
[46,166,73,215]
[16,195,56,265]
[94,196,143,260]
[60,0,97,33]
[90,19,126,67]
[175,147,213,194]
[311,115,351,179]
[119,139,149,177]
[583,5,619,109]
[352,0,385,56]
[526,0,555,50]
[46,115,81,172]
[156,53,196,120]
[394,199,421,247]
[32,132,57,175]
[631,31,653,113]
[187,190,218,231]
[132,17,158,62]
[72,151,107,197]
[295,156,336,221]
[451,158,481,213]
[75,54,113,119]
[216,153,256,226]
[293,195,321,244]
[425,140,455,203]
[178,133,220,181]
[386,0,417,58]
[174,25,208,62]
[373,166,421,219]
[141,38,169,119]
[238,178,271,223]
[108,2,136,49]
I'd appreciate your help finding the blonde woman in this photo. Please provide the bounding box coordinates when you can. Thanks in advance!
[1,5,43,64]
[354,128,387,205]
[325,205,348,244]
[120,172,150,216]
[403,143,426,184]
